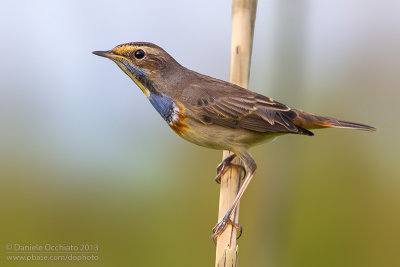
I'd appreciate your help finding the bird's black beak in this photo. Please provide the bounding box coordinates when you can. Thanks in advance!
[92,50,119,60]
[92,50,123,61]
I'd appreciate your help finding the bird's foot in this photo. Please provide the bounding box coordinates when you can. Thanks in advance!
[215,155,246,184]
[211,215,243,244]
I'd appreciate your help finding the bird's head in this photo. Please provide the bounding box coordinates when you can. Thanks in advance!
[93,42,180,97]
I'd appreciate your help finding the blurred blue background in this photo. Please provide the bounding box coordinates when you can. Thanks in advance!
[0,0,399,266]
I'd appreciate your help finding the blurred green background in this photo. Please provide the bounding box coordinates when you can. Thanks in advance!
[0,0,399,266]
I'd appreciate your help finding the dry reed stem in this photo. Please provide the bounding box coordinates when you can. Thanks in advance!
[215,0,258,266]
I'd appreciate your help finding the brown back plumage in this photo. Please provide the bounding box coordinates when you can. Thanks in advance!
[173,70,376,135]
[176,71,314,136]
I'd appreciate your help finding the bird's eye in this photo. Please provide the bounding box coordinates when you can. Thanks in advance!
[134,49,145,59]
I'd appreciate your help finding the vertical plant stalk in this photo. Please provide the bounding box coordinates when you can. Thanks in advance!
[215,0,258,266]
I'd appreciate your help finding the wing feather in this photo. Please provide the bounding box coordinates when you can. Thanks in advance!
[180,75,312,135]
[189,95,311,135]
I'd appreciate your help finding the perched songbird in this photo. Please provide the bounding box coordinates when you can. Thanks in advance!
[93,42,376,242]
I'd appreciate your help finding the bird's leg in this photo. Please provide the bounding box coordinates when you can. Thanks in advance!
[212,214,243,245]
[215,153,246,184]
[212,152,256,243]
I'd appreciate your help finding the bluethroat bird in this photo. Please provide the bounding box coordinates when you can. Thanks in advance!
[93,42,376,242]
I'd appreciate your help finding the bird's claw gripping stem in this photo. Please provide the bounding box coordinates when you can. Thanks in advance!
[211,215,243,244]
[215,154,246,184]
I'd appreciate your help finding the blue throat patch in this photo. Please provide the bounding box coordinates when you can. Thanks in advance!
[148,94,175,122]
[125,61,148,77]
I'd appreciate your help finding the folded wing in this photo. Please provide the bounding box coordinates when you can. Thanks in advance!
[183,81,313,136]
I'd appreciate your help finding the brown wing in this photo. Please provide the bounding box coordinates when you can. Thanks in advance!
[181,77,313,136]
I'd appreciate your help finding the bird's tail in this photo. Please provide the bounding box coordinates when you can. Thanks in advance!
[292,110,376,131]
